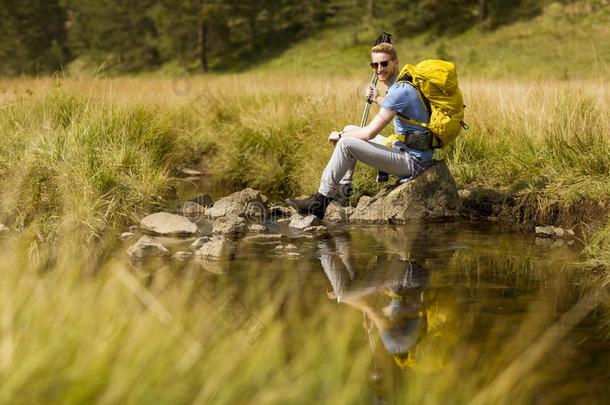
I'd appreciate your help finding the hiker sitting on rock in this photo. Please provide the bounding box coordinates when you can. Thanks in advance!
[287,42,435,219]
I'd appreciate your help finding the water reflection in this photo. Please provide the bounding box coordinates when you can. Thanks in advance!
[318,224,457,379]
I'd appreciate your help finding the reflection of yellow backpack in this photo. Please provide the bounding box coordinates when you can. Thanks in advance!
[396,60,468,148]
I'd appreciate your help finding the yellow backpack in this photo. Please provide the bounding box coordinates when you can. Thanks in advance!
[396,60,468,148]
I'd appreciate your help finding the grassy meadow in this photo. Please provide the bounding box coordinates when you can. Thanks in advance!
[1,75,609,263]
[1,1,609,401]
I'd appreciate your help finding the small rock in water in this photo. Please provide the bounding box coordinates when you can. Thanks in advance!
[243,234,284,243]
[248,224,268,233]
[190,236,211,250]
[289,215,320,230]
[173,251,193,260]
[120,232,135,240]
[181,168,203,176]
[194,237,233,259]
[205,188,268,221]
[212,215,248,240]
[535,226,572,238]
[127,236,170,259]
[140,212,198,236]
[535,226,556,238]
[182,201,206,216]
[277,218,291,225]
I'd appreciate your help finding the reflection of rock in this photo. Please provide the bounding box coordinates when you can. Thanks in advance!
[127,236,170,259]
[190,236,211,250]
[275,243,300,258]
[120,232,135,240]
[303,225,329,238]
[289,215,320,229]
[349,160,460,223]
[212,215,248,240]
[243,234,285,243]
[140,212,198,236]
[205,188,268,221]
[324,203,354,223]
[182,201,206,216]
[190,194,214,208]
[194,237,234,259]
[172,251,193,260]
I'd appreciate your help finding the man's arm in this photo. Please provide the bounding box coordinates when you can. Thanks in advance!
[329,108,396,143]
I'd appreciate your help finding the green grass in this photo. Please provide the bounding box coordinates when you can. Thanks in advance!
[0,88,208,261]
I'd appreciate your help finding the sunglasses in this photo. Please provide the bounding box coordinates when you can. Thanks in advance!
[369,59,394,69]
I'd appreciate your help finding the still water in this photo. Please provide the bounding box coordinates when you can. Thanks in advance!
[133,216,609,403]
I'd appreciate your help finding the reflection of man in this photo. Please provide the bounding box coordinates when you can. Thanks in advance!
[318,235,431,369]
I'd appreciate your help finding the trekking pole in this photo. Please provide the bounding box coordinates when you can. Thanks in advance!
[359,32,391,128]
[361,32,392,182]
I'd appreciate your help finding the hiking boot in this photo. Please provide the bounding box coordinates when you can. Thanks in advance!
[335,183,353,207]
[286,192,332,219]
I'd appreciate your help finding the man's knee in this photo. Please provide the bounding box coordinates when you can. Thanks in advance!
[343,124,359,132]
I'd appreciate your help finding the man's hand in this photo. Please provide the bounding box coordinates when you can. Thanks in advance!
[365,85,381,105]
[328,131,342,145]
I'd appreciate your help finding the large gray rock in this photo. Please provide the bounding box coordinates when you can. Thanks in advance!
[212,215,248,240]
[127,236,170,259]
[205,188,268,221]
[349,160,460,223]
[140,212,198,235]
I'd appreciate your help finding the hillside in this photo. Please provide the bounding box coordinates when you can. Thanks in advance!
[256,1,609,79]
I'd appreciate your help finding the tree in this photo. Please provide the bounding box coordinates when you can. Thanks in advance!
[0,0,68,75]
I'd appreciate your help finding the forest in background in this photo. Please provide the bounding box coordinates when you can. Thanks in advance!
[0,0,594,75]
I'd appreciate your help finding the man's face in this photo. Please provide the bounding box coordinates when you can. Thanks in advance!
[371,52,398,84]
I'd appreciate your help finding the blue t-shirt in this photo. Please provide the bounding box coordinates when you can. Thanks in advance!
[382,77,433,160]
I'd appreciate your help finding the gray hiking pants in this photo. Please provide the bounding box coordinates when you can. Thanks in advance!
[318,125,414,198]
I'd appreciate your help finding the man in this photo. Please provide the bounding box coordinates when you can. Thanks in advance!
[287,42,434,219]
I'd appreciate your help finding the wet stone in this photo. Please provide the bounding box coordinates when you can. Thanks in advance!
[127,236,170,259]
[194,237,233,259]
[289,215,320,229]
[140,212,198,236]
[212,215,248,240]
[182,201,206,216]
[172,251,193,260]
